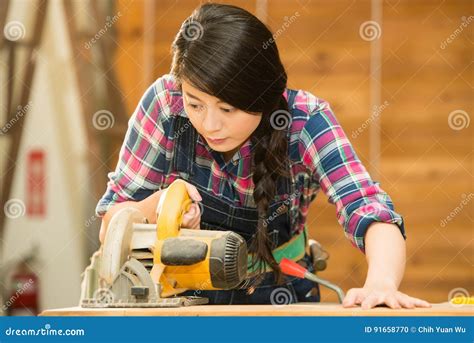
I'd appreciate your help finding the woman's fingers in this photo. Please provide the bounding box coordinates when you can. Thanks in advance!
[361,293,383,310]
[343,288,432,310]
[193,202,202,215]
[395,293,430,308]
[342,288,364,307]
[190,217,201,230]
[398,294,415,309]
[186,203,198,216]
[182,203,201,229]
[409,296,431,308]
[155,181,202,229]
[184,212,200,229]
[342,289,358,307]
[192,202,201,229]
[385,295,401,309]
[184,181,202,202]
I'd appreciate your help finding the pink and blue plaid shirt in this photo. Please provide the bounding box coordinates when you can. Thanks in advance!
[96,74,405,254]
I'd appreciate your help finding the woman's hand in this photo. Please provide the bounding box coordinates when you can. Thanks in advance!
[181,181,202,230]
[342,284,431,310]
[157,180,202,230]
[100,180,203,243]
[181,202,201,230]
[349,223,431,310]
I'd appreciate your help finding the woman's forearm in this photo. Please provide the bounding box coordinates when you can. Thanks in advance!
[99,190,165,243]
[343,222,430,309]
[363,222,406,289]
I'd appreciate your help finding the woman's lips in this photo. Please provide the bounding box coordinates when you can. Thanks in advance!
[206,137,227,145]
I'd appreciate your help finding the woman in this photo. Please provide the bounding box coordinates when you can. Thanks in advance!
[96,3,430,309]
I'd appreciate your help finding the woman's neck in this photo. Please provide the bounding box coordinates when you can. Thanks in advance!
[222,149,237,163]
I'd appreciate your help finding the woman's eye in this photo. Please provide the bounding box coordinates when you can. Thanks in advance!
[189,104,203,111]
[221,107,234,113]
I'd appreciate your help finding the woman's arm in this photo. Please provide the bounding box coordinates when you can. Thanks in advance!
[298,102,406,255]
[99,181,202,244]
[99,190,164,244]
[364,222,405,290]
[341,222,431,309]
[297,98,430,309]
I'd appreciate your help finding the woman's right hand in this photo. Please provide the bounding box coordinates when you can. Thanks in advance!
[99,180,203,244]
[180,181,202,230]
[157,180,202,230]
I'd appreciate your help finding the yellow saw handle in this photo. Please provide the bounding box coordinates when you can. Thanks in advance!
[156,179,193,240]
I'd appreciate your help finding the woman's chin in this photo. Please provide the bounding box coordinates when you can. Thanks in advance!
[207,140,234,151]
[207,141,240,160]
[209,144,230,152]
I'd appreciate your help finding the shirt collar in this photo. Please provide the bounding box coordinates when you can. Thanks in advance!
[197,134,253,170]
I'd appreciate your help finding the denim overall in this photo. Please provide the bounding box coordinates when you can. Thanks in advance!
[173,89,321,304]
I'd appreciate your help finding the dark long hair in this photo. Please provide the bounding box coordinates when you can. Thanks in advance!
[170,3,291,287]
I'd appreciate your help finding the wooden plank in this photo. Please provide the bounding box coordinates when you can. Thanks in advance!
[39,303,473,317]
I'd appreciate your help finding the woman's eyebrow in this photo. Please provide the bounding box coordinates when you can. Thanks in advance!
[184,91,202,101]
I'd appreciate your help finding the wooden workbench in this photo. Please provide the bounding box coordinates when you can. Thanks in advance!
[40,302,473,316]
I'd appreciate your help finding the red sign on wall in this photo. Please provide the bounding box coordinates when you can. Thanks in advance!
[27,150,46,217]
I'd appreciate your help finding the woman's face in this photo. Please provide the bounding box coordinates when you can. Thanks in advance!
[181,80,262,161]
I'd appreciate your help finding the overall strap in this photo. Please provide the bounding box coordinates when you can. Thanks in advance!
[172,115,197,177]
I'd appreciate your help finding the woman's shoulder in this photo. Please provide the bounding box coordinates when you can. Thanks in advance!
[285,88,332,117]
[139,74,186,124]
[284,87,336,142]
[130,74,186,145]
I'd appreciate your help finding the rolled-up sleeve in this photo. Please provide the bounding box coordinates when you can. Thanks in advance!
[298,102,406,254]
[95,79,170,217]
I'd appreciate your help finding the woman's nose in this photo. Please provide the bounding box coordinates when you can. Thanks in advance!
[202,110,223,132]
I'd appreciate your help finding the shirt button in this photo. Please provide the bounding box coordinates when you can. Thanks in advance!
[232,160,238,165]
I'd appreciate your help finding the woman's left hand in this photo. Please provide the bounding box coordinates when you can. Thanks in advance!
[342,284,432,310]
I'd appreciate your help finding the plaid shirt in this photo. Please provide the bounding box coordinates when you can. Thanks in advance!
[96,74,405,254]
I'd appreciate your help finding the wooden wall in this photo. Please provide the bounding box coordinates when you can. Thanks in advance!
[111,0,473,303]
